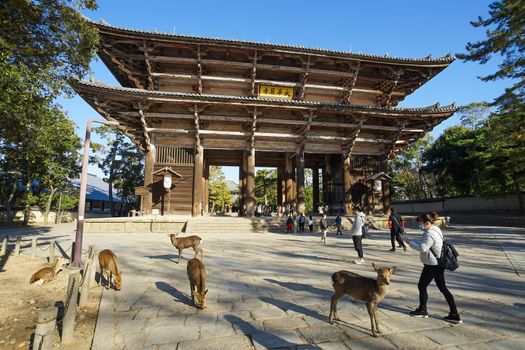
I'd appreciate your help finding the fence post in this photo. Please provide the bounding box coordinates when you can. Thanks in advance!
[30,237,37,259]
[0,235,7,256]
[79,245,95,308]
[49,241,55,263]
[61,270,80,343]
[15,236,21,255]
[32,304,58,350]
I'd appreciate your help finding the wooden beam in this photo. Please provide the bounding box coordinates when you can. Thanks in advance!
[102,48,144,89]
[377,69,403,107]
[249,107,257,151]
[250,50,257,97]
[297,56,311,100]
[197,45,203,94]
[143,42,154,90]
[138,107,152,151]
[386,121,407,159]
[342,117,365,154]
[297,111,315,149]
[341,62,360,104]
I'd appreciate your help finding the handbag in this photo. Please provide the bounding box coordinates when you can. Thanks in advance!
[430,231,459,271]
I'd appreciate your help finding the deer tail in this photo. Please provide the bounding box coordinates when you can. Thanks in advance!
[332,272,345,285]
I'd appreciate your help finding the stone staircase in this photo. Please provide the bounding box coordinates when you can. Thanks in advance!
[184,215,354,234]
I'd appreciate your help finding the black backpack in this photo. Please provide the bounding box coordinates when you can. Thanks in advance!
[430,232,459,271]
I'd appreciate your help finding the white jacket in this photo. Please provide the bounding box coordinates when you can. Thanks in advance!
[408,225,443,266]
[350,212,366,236]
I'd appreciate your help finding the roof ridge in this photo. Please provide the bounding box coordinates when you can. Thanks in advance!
[88,18,455,65]
[73,78,458,113]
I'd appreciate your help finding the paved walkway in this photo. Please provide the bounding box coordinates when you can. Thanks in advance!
[2,223,524,349]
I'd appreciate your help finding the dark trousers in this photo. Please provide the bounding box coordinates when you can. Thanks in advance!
[390,230,405,249]
[418,265,458,314]
[352,235,363,258]
[299,223,305,232]
[336,224,342,235]
[309,224,313,232]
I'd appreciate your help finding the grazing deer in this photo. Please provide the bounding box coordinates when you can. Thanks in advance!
[29,257,69,285]
[187,258,207,309]
[329,263,396,337]
[169,233,203,264]
[98,249,122,291]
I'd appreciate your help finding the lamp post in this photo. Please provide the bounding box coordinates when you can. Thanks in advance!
[70,119,119,268]
[163,171,172,215]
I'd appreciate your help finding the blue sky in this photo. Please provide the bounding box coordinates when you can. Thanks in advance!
[60,0,510,182]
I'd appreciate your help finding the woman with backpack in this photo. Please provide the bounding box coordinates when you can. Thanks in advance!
[406,214,462,324]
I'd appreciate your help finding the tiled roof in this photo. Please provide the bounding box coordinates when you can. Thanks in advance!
[73,79,457,114]
[93,20,454,66]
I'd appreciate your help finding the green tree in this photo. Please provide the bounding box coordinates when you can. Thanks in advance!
[208,166,232,213]
[91,127,144,215]
[389,135,434,200]
[456,0,525,107]
[255,169,277,207]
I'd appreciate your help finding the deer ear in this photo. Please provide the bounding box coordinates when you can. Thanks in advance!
[390,267,397,274]
[204,289,208,296]
[372,263,378,272]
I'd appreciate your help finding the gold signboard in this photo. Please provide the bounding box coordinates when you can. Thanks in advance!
[258,85,294,99]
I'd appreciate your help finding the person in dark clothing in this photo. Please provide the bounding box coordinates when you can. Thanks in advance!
[335,213,343,236]
[286,215,293,233]
[388,207,407,252]
[298,213,306,232]
[308,215,314,232]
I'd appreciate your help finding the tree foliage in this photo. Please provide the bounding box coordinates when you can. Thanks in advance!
[208,166,232,213]
[456,0,524,107]
[255,169,277,207]
[91,126,144,215]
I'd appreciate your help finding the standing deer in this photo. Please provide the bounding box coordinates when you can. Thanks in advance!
[29,257,69,284]
[329,263,396,337]
[169,233,203,264]
[187,258,207,309]
[99,249,122,291]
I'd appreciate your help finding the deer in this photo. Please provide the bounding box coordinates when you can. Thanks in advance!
[169,233,203,264]
[29,257,69,285]
[98,249,122,291]
[187,258,207,309]
[329,263,396,337]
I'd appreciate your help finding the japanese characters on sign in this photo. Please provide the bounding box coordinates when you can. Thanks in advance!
[258,85,294,99]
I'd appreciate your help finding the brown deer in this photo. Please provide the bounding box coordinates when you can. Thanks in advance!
[29,257,69,284]
[329,263,396,337]
[187,258,207,309]
[169,233,203,264]
[98,249,122,291]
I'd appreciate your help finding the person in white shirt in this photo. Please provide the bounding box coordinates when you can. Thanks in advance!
[349,206,366,264]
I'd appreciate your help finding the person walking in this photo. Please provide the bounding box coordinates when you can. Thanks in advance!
[406,214,462,324]
[388,207,407,252]
[349,206,366,264]
[319,213,327,244]
[308,214,314,232]
[335,213,343,236]
[298,213,306,232]
[293,214,298,234]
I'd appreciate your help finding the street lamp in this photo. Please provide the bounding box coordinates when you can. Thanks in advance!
[70,119,119,268]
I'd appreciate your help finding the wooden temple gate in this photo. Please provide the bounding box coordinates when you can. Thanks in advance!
[74,20,456,217]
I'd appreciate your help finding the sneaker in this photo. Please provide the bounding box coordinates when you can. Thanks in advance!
[353,258,365,264]
[444,313,463,324]
[409,309,428,318]
[389,248,396,252]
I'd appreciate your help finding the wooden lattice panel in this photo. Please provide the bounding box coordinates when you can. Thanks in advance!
[156,146,194,165]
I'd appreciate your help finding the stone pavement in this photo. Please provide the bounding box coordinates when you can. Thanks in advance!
[2,223,524,349]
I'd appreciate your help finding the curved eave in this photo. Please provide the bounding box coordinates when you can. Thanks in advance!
[93,21,454,67]
[72,79,457,115]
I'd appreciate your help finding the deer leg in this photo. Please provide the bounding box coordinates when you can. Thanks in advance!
[329,291,342,324]
[366,302,377,337]
[177,248,182,264]
[108,271,113,290]
[189,281,195,305]
[198,247,204,261]
[373,304,381,334]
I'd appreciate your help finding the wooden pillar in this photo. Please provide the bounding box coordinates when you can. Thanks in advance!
[143,145,155,215]
[238,162,244,216]
[285,153,293,205]
[192,145,204,217]
[277,165,284,208]
[245,149,255,217]
[204,164,209,214]
[312,168,319,213]
[343,153,352,215]
[296,148,305,214]
[382,179,391,213]
[323,155,333,213]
